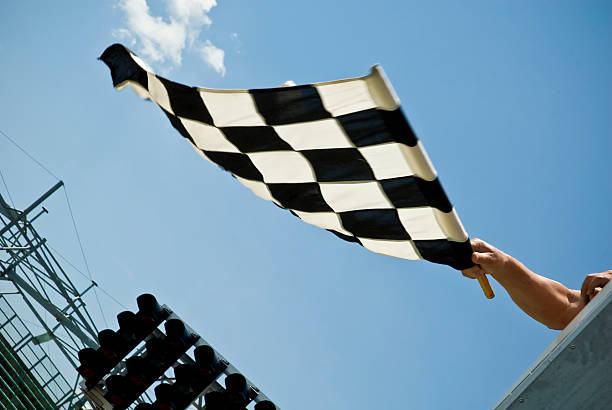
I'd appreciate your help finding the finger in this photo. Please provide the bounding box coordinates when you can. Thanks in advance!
[586,277,608,297]
[471,238,496,254]
[580,288,590,305]
[594,276,611,289]
[462,265,485,279]
[470,238,488,252]
[472,252,495,266]
[583,292,592,304]
[592,287,602,298]
[581,275,594,299]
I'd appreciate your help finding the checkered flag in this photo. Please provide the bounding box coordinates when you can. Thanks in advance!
[100,44,476,272]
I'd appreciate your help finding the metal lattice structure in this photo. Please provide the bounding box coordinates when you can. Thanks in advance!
[0,181,101,409]
[0,182,280,409]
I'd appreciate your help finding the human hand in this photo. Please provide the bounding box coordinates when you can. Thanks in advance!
[580,270,612,304]
[461,238,510,279]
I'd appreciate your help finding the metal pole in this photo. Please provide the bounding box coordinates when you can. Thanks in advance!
[0,181,63,237]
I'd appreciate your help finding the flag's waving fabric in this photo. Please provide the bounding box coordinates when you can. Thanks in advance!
[101,44,474,270]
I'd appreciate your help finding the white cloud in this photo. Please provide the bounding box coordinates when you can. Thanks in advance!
[111,28,136,46]
[200,40,226,76]
[114,0,224,74]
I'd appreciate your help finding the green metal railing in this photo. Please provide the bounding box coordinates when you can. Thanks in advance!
[0,332,56,409]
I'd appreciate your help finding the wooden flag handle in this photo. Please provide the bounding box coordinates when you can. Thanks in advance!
[478,274,495,299]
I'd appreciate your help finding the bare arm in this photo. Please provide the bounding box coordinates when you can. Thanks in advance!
[462,239,585,330]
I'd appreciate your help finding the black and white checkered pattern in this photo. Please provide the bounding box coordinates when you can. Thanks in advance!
[101,44,474,270]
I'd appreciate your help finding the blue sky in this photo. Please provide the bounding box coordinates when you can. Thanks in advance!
[1,1,611,409]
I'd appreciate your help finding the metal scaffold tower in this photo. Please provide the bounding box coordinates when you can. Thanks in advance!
[0,181,100,409]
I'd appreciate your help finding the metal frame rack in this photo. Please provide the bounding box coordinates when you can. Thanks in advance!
[1,182,280,409]
[80,299,279,409]
[0,182,100,409]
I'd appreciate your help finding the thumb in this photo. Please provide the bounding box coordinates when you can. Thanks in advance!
[472,252,495,266]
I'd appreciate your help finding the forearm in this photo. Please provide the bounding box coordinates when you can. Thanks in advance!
[491,258,582,330]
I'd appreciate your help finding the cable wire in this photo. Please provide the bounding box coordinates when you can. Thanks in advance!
[62,187,108,327]
[47,244,129,311]
[1,127,115,325]
[0,129,61,181]
[0,168,16,209]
